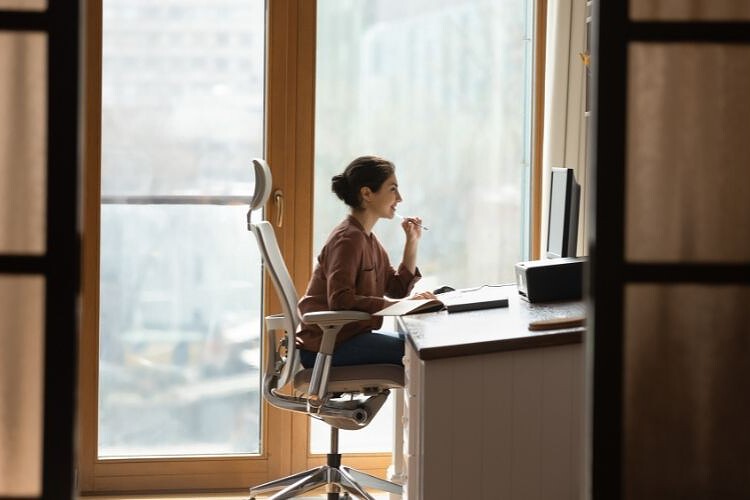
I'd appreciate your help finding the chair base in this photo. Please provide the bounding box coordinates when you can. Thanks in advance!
[248,456,402,500]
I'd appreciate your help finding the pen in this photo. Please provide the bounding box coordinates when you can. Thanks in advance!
[396,213,430,230]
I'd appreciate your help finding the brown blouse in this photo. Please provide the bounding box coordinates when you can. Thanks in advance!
[296,215,421,352]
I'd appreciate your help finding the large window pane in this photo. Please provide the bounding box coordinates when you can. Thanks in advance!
[100,0,264,458]
[99,205,262,457]
[313,0,534,453]
[101,1,263,197]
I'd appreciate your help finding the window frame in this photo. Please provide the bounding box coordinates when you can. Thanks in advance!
[78,0,546,493]
[79,0,316,492]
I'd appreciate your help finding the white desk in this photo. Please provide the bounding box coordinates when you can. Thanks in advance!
[397,285,585,500]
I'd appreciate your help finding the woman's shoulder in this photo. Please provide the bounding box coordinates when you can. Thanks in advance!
[325,217,367,247]
[333,216,366,237]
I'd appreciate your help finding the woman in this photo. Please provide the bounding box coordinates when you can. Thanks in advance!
[296,155,435,367]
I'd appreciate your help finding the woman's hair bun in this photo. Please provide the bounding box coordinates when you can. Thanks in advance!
[331,173,349,201]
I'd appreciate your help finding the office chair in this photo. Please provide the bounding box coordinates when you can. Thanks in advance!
[246,158,404,500]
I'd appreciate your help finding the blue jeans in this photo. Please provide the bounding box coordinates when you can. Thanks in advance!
[299,330,405,368]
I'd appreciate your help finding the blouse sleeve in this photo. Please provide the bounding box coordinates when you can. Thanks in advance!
[384,262,422,299]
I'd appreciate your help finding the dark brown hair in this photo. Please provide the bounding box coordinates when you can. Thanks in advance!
[331,155,395,209]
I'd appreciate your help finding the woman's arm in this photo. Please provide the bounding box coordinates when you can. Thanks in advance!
[382,216,427,298]
[400,216,423,274]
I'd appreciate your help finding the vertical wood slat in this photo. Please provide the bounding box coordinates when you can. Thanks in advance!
[541,344,582,500]
[45,1,81,498]
[78,0,102,491]
[480,349,513,499]
[589,1,628,497]
[450,357,483,498]
[510,349,543,500]
[420,360,454,499]
[265,0,317,480]
[265,0,298,482]
[530,0,548,260]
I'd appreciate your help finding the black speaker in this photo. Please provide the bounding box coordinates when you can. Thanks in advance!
[515,257,586,303]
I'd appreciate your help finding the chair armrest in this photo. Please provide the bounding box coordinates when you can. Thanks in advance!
[302,310,371,326]
[301,310,371,402]
[265,313,286,331]
[302,310,371,355]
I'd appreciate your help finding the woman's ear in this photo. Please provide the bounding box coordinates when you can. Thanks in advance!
[360,186,373,203]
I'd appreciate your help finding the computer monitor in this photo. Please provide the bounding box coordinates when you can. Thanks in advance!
[546,167,580,258]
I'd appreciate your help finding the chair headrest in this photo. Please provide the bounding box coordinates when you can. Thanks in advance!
[250,158,273,210]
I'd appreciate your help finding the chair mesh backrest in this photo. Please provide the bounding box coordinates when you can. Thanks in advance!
[251,221,300,383]
[247,158,300,384]
[252,222,299,327]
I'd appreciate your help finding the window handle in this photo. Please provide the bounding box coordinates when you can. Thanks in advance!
[273,189,284,228]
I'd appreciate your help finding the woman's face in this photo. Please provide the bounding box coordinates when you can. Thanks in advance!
[365,174,402,219]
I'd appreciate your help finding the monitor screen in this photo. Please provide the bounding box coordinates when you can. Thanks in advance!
[546,167,580,258]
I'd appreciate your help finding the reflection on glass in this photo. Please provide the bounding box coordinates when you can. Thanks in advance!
[0,32,47,254]
[0,276,44,496]
[99,0,265,458]
[624,284,750,498]
[626,44,750,263]
[630,1,750,21]
[313,0,534,453]
[0,0,46,9]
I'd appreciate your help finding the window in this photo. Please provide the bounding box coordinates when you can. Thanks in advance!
[79,0,543,491]
[97,0,265,459]
[79,0,280,492]
[312,0,537,453]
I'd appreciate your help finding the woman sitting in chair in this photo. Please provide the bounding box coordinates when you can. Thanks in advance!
[297,155,435,368]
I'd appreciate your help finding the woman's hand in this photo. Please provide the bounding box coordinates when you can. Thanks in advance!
[409,290,438,300]
[400,216,424,241]
[400,215,425,275]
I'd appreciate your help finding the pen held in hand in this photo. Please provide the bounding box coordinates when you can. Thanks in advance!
[396,213,429,231]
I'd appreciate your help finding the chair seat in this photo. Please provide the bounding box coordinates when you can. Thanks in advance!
[294,363,404,394]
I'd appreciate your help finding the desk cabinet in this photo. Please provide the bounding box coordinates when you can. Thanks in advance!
[402,340,584,500]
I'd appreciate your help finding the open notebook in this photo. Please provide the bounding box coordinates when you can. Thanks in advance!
[374,289,508,316]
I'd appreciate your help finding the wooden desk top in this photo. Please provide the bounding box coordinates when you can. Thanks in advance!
[398,284,585,360]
